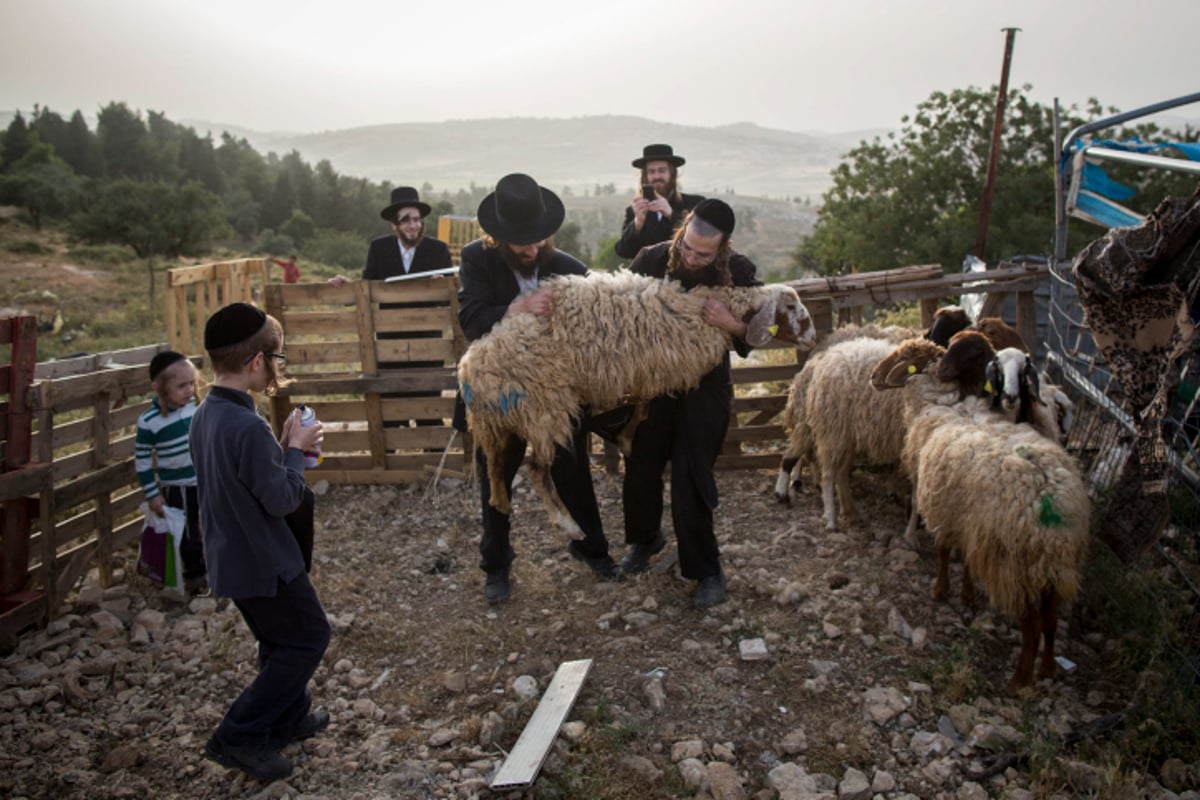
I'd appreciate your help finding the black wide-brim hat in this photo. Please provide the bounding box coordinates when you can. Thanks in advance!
[632,143,685,169]
[380,186,432,221]
[476,173,565,246]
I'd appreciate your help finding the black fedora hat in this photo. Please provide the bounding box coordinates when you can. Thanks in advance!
[476,174,565,245]
[380,186,432,221]
[632,143,685,169]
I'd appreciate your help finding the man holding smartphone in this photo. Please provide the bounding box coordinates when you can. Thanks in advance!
[614,143,705,259]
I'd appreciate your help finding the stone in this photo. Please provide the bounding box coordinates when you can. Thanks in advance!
[862,686,909,725]
[779,727,808,755]
[618,754,661,782]
[511,675,539,701]
[838,766,871,800]
[738,638,769,661]
[672,739,705,762]
[766,762,817,795]
[706,761,746,800]
[679,757,708,790]
[478,711,506,748]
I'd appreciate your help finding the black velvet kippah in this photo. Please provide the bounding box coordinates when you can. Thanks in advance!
[204,302,267,351]
[693,198,735,236]
[148,350,187,381]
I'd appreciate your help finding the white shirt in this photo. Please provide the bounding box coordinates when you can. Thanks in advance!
[512,267,539,294]
[399,242,416,273]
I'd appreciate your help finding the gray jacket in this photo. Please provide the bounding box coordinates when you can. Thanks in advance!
[189,386,309,598]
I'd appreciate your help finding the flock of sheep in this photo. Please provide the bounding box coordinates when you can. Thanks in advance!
[457,271,1091,691]
[774,306,1089,690]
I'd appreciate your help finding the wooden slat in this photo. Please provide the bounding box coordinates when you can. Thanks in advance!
[375,339,456,363]
[491,659,592,790]
[281,310,360,336]
[286,341,362,365]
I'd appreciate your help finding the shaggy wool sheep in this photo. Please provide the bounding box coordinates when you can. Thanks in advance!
[971,317,1029,353]
[458,269,814,535]
[776,329,995,532]
[775,324,919,505]
[872,338,1091,689]
[986,347,1076,444]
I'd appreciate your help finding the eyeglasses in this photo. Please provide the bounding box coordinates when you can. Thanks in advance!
[393,215,423,226]
[245,351,287,366]
[676,236,717,263]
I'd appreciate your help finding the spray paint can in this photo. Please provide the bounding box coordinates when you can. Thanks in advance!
[296,404,322,468]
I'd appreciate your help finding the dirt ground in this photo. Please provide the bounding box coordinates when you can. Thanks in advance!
[7,455,1192,800]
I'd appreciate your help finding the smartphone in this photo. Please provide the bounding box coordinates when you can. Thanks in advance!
[642,184,656,201]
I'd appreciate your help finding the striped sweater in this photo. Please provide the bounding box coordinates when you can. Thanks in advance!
[135,398,197,500]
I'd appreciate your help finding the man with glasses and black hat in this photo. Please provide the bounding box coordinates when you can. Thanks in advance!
[618,199,757,609]
[614,143,705,259]
[457,173,621,604]
[332,186,452,430]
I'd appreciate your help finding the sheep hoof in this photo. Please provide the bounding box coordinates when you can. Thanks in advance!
[931,582,948,602]
[774,492,792,507]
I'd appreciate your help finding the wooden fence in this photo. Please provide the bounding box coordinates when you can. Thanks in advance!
[0,338,182,649]
[166,258,269,356]
[0,257,1047,646]
[436,216,483,265]
[262,277,471,484]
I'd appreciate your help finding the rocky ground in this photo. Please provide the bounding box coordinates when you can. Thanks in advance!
[1,463,1198,800]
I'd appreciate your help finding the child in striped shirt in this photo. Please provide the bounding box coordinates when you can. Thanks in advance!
[135,351,208,595]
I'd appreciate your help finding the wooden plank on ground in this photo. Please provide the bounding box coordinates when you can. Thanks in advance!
[490,659,592,791]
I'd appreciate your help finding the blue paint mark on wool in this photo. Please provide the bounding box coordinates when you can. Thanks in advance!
[461,382,473,407]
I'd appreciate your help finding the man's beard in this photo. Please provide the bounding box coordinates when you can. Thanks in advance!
[651,177,677,198]
[398,229,423,248]
[499,242,549,278]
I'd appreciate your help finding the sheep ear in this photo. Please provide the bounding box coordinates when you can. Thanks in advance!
[745,297,777,347]
[984,360,999,396]
[1024,358,1043,402]
[883,361,915,387]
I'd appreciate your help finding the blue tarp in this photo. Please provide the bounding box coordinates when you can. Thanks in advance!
[1068,137,1200,228]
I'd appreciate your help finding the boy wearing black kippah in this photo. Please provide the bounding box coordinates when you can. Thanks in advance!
[189,302,330,782]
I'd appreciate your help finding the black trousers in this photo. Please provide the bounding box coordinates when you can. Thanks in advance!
[163,484,206,582]
[622,367,731,581]
[477,423,609,573]
[217,573,331,749]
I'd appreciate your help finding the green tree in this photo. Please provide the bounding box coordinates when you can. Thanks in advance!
[61,111,103,177]
[0,111,33,171]
[793,85,1085,277]
[0,158,82,229]
[591,234,625,272]
[75,179,228,294]
[96,101,153,179]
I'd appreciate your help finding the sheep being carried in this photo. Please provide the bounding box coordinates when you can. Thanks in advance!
[458,269,814,535]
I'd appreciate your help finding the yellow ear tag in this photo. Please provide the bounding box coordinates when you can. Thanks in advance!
[984,380,993,393]
[907,364,917,374]
[767,324,779,337]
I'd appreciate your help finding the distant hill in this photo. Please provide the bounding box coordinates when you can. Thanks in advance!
[181,114,873,202]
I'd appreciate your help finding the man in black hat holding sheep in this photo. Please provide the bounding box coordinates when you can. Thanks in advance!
[619,199,757,609]
[614,143,705,259]
[457,173,621,603]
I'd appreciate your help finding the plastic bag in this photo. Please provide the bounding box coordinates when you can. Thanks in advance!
[136,502,186,589]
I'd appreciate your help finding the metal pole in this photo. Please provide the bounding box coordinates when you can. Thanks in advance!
[973,27,1020,261]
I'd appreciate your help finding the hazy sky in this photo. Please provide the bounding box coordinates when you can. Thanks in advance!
[2,0,1197,135]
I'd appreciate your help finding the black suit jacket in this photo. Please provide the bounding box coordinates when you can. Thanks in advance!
[614,192,705,259]
[363,235,452,280]
[456,239,588,342]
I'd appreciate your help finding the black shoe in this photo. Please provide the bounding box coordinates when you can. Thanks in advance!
[567,541,623,581]
[204,735,293,782]
[485,569,511,604]
[293,707,330,741]
[694,573,727,609]
[620,530,667,575]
